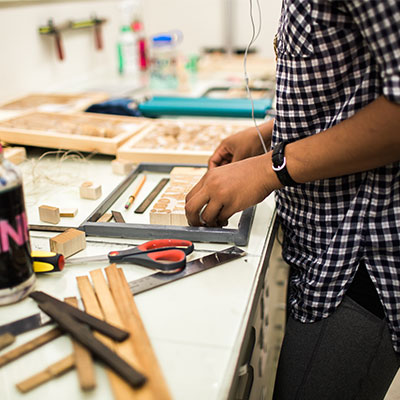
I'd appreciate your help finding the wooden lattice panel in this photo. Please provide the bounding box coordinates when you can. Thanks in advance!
[0,112,148,155]
[150,167,207,226]
[117,118,250,164]
[0,92,109,113]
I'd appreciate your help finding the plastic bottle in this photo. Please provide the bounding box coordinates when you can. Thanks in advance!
[0,145,35,305]
[149,31,182,90]
[117,25,139,77]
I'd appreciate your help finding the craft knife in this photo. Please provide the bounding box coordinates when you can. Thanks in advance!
[0,246,245,337]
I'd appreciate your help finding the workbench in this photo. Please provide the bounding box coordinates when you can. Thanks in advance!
[0,145,279,400]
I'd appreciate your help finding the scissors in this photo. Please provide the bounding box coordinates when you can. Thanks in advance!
[66,239,194,273]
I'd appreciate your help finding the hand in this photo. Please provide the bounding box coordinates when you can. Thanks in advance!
[185,153,281,227]
[208,121,273,169]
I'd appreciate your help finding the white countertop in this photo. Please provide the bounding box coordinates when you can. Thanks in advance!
[0,150,276,400]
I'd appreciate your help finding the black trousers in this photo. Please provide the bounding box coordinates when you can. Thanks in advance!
[273,295,400,400]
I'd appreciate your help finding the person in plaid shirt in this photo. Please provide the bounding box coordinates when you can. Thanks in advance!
[186,0,400,398]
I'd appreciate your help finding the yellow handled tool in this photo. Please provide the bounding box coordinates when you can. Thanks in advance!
[32,251,65,273]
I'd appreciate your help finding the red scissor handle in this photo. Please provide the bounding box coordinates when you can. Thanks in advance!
[137,239,194,255]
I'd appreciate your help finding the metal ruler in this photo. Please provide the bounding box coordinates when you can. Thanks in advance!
[129,246,246,295]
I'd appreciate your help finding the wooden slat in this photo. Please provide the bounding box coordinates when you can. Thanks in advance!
[106,264,172,400]
[64,297,96,391]
[30,291,128,341]
[89,268,153,399]
[76,275,137,400]
[36,302,145,388]
[16,354,75,393]
[111,210,125,223]
[0,333,15,350]
[0,328,62,367]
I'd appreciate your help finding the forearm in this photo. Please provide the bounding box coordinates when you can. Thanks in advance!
[284,96,400,184]
[256,118,275,141]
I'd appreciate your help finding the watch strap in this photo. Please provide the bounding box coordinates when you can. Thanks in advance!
[272,141,298,186]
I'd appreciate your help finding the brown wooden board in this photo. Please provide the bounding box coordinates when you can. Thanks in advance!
[0,92,109,113]
[0,112,148,155]
[116,118,251,164]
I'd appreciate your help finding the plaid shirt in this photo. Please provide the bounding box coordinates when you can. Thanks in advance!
[273,0,400,352]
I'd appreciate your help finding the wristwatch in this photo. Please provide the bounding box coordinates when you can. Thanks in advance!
[272,141,298,186]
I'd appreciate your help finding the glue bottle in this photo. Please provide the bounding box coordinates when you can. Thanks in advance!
[0,145,35,305]
[117,24,139,77]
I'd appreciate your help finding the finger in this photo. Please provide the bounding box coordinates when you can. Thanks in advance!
[185,178,204,204]
[185,192,210,226]
[217,219,229,227]
[199,200,224,227]
[216,205,237,224]
[208,148,232,169]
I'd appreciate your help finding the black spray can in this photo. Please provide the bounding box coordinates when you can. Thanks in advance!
[0,145,35,304]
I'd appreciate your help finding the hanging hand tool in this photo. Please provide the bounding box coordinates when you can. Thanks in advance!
[38,19,66,61]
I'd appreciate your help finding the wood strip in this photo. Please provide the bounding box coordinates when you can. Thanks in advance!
[77,275,136,400]
[16,354,75,393]
[36,302,146,388]
[30,291,128,342]
[90,268,153,399]
[0,333,15,350]
[134,178,169,214]
[106,264,172,400]
[97,213,113,223]
[0,328,62,367]
[64,297,96,391]
[111,210,125,223]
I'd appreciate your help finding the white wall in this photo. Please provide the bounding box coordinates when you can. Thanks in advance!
[142,0,281,58]
[0,0,123,102]
[0,0,281,103]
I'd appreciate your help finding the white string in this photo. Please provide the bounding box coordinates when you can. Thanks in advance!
[244,0,268,154]
[21,149,96,206]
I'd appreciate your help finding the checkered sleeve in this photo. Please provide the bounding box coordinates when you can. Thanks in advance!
[343,0,400,103]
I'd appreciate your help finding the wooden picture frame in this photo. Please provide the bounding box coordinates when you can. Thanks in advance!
[116,118,252,164]
[0,112,149,155]
[0,92,109,113]
[80,163,256,246]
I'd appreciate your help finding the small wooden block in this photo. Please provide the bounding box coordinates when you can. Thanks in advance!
[60,208,78,218]
[3,147,26,165]
[50,228,86,258]
[97,213,113,223]
[80,181,102,200]
[38,205,60,224]
[149,209,171,225]
[170,167,206,177]
[170,209,187,226]
[111,159,135,175]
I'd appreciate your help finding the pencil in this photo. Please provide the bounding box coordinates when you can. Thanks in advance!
[125,175,147,209]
